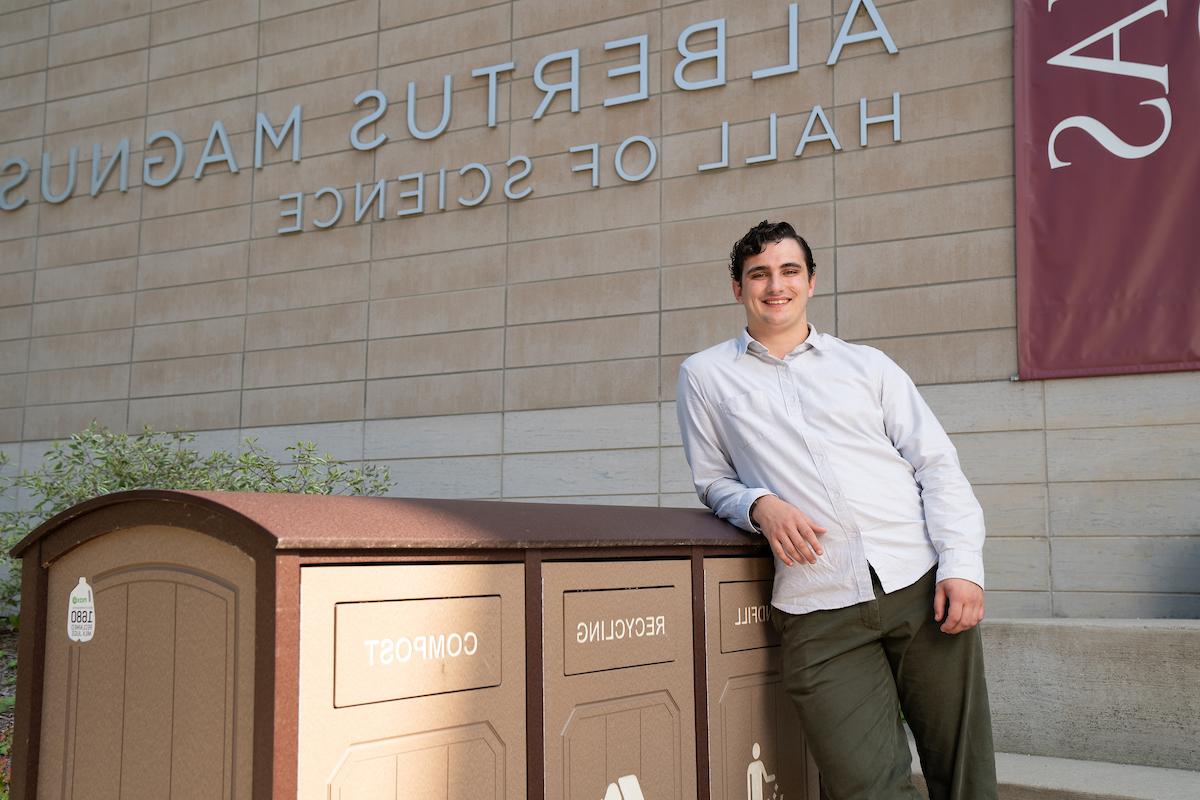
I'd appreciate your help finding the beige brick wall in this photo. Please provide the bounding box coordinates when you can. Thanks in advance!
[0,0,1196,617]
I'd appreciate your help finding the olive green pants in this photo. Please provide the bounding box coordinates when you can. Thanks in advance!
[772,567,997,800]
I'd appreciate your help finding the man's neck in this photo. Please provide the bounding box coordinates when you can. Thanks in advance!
[748,322,811,359]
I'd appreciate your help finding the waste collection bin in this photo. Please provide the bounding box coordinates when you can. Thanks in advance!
[703,557,820,800]
[543,559,695,800]
[298,562,526,800]
[10,490,819,800]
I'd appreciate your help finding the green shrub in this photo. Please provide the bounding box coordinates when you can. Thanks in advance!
[0,422,392,629]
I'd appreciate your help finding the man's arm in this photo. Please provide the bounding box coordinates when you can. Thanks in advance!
[675,364,770,532]
[676,365,826,566]
[877,352,986,632]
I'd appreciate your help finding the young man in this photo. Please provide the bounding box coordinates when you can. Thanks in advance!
[676,221,997,800]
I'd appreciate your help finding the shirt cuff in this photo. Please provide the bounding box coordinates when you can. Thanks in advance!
[935,547,985,589]
[737,488,775,534]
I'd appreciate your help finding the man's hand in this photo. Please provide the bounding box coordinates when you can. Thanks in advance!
[751,495,827,566]
[934,578,984,634]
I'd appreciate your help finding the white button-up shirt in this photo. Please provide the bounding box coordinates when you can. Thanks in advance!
[677,326,986,615]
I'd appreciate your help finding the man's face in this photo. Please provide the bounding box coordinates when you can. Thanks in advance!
[732,238,815,338]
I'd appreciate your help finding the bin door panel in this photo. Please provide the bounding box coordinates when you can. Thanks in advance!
[703,557,820,800]
[298,563,525,800]
[38,525,256,800]
[543,559,697,800]
[327,723,504,800]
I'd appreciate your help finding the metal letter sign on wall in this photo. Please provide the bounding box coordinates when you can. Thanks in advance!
[0,2,906,238]
[1015,0,1200,379]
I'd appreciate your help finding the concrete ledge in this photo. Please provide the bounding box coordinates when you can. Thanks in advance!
[909,737,1200,800]
[982,619,1200,771]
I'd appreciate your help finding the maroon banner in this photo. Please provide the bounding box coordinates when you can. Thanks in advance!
[1015,0,1200,379]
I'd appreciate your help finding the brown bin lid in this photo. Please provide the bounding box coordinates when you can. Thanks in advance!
[12,489,761,557]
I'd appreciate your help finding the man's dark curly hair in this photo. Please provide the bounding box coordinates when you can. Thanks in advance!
[729,220,816,283]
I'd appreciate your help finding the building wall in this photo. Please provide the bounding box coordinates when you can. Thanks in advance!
[0,0,1196,617]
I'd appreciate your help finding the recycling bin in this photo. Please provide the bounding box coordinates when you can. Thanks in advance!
[10,489,820,800]
[542,559,696,800]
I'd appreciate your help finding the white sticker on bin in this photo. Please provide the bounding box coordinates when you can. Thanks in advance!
[67,577,95,643]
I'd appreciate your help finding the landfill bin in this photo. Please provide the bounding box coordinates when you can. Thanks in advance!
[10,489,820,800]
[703,557,820,800]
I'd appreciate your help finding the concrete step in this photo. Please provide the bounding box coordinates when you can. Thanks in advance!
[981,619,1200,771]
[909,739,1200,800]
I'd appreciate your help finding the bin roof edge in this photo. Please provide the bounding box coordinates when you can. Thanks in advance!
[11,489,760,557]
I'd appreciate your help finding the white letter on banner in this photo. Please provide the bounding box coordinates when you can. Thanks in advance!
[570,143,600,188]
[604,35,649,107]
[194,120,239,180]
[753,3,799,80]
[505,155,533,200]
[407,76,453,140]
[1048,99,1171,169]
[350,90,388,151]
[255,105,301,168]
[90,139,130,196]
[675,19,726,90]
[472,62,515,127]
[0,157,29,210]
[1046,0,1168,93]
[533,49,580,119]
[795,105,842,157]
[143,130,184,188]
[41,148,77,204]
[828,0,898,65]
[615,135,656,182]
[860,92,901,146]
[458,162,491,206]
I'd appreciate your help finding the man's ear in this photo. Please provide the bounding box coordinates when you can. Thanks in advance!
[732,279,743,302]
[807,273,816,297]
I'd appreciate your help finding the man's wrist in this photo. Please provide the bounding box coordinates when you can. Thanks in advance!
[749,496,766,532]
[935,548,986,590]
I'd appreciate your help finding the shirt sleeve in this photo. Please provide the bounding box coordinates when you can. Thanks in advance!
[676,363,773,533]
[877,352,987,588]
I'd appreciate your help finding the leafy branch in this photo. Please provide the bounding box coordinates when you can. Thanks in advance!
[0,422,392,629]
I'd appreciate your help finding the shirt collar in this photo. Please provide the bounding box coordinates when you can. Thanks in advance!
[735,324,825,360]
